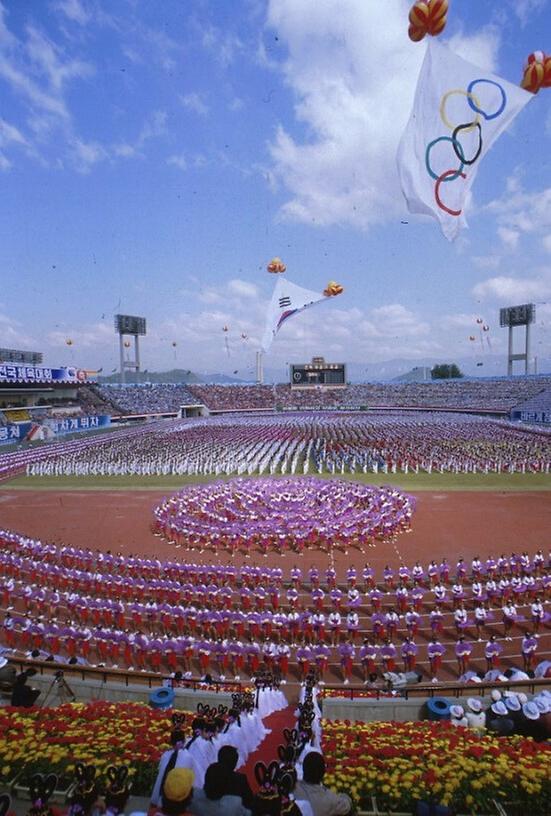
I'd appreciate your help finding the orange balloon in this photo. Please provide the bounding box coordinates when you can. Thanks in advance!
[267,256,286,274]
[521,62,544,93]
[323,281,344,297]
[542,55,551,88]
[427,0,448,34]
[408,23,426,42]
[409,1,429,28]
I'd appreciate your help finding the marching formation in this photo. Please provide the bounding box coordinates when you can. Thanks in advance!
[1,529,549,686]
[20,412,551,478]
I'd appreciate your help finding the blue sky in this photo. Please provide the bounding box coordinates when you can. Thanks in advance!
[0,0,550,379]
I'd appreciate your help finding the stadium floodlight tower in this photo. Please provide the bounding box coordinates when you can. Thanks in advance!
[499,303,536,375]
[114,314,146,384]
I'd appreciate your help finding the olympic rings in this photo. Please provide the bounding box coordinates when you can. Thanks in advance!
[425,136,465,181]
[435,169,466,216]
[451,122,483,166]
[439,89,481,132]
[467,79,507,120]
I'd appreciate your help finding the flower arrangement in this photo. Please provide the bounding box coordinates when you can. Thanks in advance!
[0,701,192,796]
[322,719,551,814]
[317,689,395,700]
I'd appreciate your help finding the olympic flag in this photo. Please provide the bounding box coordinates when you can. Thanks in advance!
[261,277,328,353]
[397,40,532,241]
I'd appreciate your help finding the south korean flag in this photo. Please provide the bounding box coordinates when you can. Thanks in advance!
[261,277,328,352]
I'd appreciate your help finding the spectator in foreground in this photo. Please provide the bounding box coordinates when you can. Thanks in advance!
[217,746,254,810]
[188,763,251,816]
[159,768,195,816]
[294,752,352,816]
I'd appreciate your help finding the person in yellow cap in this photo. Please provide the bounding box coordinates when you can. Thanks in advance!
[160,768,195,816]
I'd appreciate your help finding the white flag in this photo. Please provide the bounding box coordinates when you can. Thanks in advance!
[397,40,532,241]
[261,277,327,353]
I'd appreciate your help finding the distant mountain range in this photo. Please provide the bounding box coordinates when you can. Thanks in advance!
[98,355,550,385]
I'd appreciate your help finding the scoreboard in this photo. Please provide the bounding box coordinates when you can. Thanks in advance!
[291,357,346,387]
[499,303,535,327]
[114,314,147,335]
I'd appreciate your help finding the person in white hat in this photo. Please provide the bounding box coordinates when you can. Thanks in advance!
[488,700,514,736]
[449,704,468,728]
[465,698,486,732]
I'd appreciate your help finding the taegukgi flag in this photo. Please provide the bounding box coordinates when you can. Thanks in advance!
[397,39,532,241]
[261,277,328,353]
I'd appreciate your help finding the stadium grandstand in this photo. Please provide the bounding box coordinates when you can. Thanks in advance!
[88,375,551,419]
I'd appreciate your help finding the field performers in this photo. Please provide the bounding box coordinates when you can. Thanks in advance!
[455,636,473,675]
[339,641,355,684]
[485,635,503,671]
[153,477,415,556]
[360,638,379,683]
[427,637,446,679]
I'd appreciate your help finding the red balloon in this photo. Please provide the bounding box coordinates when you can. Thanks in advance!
[521,62,544,93]
[542,55,551,88]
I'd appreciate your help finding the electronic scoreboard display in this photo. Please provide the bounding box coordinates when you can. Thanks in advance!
[499,304,535,327]
[291,358,346,387]
[114,314,147,335]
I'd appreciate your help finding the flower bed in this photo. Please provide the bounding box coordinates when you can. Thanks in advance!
[318,689,395,700]
[322,719,551,815]
[153,477,415,554]
[0,702,189,797]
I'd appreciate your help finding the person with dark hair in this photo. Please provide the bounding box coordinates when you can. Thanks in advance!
[10,669,40,707]
[189,762,251,816]
[217,746,254,810]
[294,752,352,816]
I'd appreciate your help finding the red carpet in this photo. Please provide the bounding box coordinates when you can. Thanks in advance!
[241,704,296,789]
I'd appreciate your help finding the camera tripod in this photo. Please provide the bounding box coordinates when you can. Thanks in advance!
[41,671,76,707]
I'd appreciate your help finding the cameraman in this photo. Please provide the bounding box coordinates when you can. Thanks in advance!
[11,668,40,707]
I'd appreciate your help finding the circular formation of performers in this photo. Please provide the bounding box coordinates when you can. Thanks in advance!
[152,477,415,555]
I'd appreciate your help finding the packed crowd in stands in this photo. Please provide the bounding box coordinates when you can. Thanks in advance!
[22,413,551,478]
[95,384,199,415]
[1,529,549,688]
[188,377,551,414]
[73,376,551,417]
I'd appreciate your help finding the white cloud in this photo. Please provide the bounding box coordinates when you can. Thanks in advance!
[52,0,91,26]
[265,0,501,230]
[508,0,548,26]
[497,226,520,249]
[543,235,551,253]
[445,27,500,73]
[487,185,551,236]
[472,271,551,302]
[228,279,259,299]
[47,322,113,348]
[472,255,501,270]
[70,137,107,172]
[200,23,243,67]
[167,153,187,171]
[180,92,209,116]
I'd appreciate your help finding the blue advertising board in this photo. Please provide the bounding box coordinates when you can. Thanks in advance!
[0,415,111,445]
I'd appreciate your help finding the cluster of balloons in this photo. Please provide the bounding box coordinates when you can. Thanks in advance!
[267,256,287,274]
[521,51,551,94]
[408,0,448,42]
[323,281,344,297]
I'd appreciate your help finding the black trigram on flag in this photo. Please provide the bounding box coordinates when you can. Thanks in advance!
[279,296,291,308]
